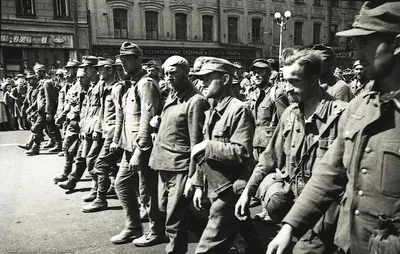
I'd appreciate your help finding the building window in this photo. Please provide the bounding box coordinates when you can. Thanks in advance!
[313,23,321,44]
[175,13,187,40]
[252,18,262,43]
[228,17,239,43]
[113,9,128,39]
[202,15,213,42]
[294,22,303,45]
[314,0,322,6]
[145,11,158,39]
[16,0,36,16]
[331,0,339,7]
[330,24,338,45]
[54,0,70,18]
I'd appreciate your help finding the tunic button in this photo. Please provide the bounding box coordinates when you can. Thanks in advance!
[365,147,372,153]
[358,190,364,196]
[361,168,368,174]
[355,210,360,216]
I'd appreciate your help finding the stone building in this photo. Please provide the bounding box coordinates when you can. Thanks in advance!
[88,0,362,68]
[1,0,90,76]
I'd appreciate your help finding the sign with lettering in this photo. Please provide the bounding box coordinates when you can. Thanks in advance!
[1,35,48,44]
[1,33,73,48]
[335,51,355,59]
[142,46,256,58]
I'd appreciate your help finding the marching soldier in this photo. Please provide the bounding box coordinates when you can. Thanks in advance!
[267,2,400,254]
[349,60,373,98]
[82,58,124,212]
[236,48,347,253]
[110,42,164,245]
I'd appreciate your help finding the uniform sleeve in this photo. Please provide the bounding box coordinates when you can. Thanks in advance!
[246,109,289,196]
[187,96,210,177]
[44,80,55,114]
[335,82,352,102]
[204,105,255,166]
[282,105,350,237]
[274,87,289,120]
[113,84,125,144]
[136,80,161,151]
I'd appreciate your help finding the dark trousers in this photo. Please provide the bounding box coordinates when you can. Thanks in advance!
[158,171,189,254]
[62,133,79,176]
[31,112,61,144]
[93,135,122,197]
[68,137,103,182]
[195,188,262,254]
[116,150,164,234]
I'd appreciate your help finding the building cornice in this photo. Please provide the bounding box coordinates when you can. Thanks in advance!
[197,6,218,15]
[223,8,244,15]
[170,4,193,14]
[106,0,134,9]
[248,10,266,17]
[138,2,164,12]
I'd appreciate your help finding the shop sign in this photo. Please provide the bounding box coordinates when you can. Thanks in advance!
[1,35,48,44]
[335,51,355,59]
[142,47,256,58]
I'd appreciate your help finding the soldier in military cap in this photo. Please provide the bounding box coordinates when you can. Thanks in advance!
[349,59,373,98]
[312,44,351,102]
[267,2,400,254]
[190,57,262,254]
[148,55,209,253]
[23,64,61,155]
[110,42,164,245]
[82,58,124,212]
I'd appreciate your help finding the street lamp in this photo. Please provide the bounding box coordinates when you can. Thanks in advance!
[274,10,291,66]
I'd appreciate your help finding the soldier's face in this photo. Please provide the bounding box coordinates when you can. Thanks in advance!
[27,78,37,87]
[65,67,77,79]
[35,69,45,79]
[354,66,364,79]
[77,75,90,87]
[98,66,112,80]
[201,72,226,99]
[120,55,140,74]
[164,65,187,91]
[252,67,271,87]
[283,63,316,103]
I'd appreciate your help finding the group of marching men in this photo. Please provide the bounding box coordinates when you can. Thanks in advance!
[15,2,400,253]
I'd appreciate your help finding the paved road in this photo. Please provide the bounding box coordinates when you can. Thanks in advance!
[0,131,282,254]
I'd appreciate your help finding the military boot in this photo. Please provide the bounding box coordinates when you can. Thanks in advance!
[25,144,40,156]
[43,140,55,149]
[82,176,98,202]
[81,196,108,213]
[18,134,35,150]
[48,142,62,153]
[58,179,77,190]
[53,174,68,183]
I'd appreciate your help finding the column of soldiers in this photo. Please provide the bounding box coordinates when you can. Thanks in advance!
[15,2,400,253]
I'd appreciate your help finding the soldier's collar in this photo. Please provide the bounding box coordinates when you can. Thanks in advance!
[172,81,195,101]
[128,69,147,82]
[214,95,234,113]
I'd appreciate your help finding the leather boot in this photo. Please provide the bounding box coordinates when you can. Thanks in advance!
[18,134,35,150]
[110,227,143,244]
[58,179,77,190]
[53,174,68,183]
[82,177,98,202]
[43,140,55,149]
[25,144,40,156]
[48,142,62,153]
[81,196,108,213]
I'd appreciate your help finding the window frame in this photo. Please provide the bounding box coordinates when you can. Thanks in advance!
[313,23,321,45]
[53,0,71,19]
[15,0,37,18]
[145,11,159,40]
[202,15,213,42]
[113,8,128,39]
[294,21,303,46]
[251,18,263,43]
[228,16,239,43]
[175,13,188,40]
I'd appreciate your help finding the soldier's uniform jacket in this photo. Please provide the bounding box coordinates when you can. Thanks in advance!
[81,81,103,135]
[349,79,374,98]
[36,79,58,114]
[118,70,161,152]
[246,89,347,197]
[282,86,400,253]
[149,81,209,176]
[65,84,89,133]
[94,80,124,139]
[322,74,352,102]
[249,84,288,148]
[56,79,75,118]
[192,95,255,198]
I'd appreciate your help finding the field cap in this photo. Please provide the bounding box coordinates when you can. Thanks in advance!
[119,42,143,57]
[79,56,99,67]
[113,57,122,66]
[25,72,37,79]
[55,69,65,75]
[162,55,189,70]
[33,63,46,71]
[194,57,237,76]
[312,44,335,62]
[146,60,160,70]
[64,59,81,68]
[94,58,115,68]
[336,1,400,37]
[353,60,363,68]
[250,59,271,71]
[76,68,89,78]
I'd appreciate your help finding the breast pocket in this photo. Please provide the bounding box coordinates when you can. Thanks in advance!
[379,142,400,197]
[213,125,230,143]
[316,138,330,157]
[343,128,358,171]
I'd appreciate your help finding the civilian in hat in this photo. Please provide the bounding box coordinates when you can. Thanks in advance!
[190,57,263,254]
[312,44,351,102]
[110,41,164,245]
[236,48,347,254]
[268,2,400,253]
[349,59,373,98]
[82,58,124,212]
[12,77,28,130]
[148,55,209,253]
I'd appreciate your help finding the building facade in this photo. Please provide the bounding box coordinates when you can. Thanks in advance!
[1,0,90,77]
[88,0,362,68]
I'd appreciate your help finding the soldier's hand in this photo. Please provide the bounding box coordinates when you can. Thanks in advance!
[191,141,208,161]
[150,115,161,128]
[183,179,193,198]
[129,149,142,173]
[110,142,119,152]
[193,188,203,210]
[46,113,53,121]
[92,131,102,142]
[235,191,251,221]
[266,224,294,254]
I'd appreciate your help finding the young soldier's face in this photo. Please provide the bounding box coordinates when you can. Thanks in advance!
[283,63,316,103]
[65,67,77,79]
[98,66,112,80]
[251,67,271,87]
[120,55,140,75]
[201,72,225,99]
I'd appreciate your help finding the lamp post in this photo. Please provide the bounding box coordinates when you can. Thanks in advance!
[274,11,291,66]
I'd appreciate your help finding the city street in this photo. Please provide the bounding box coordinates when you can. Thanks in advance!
[0,131,281,254]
